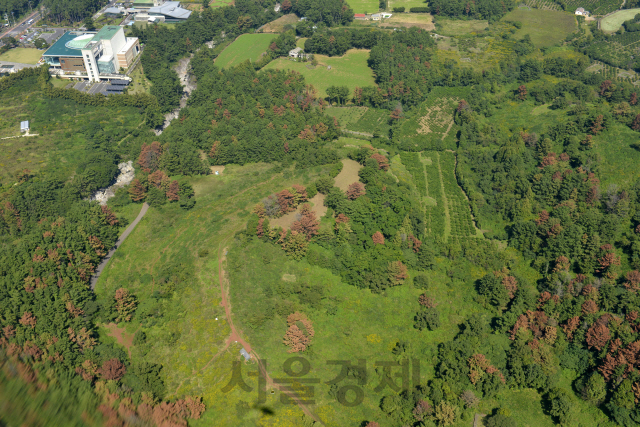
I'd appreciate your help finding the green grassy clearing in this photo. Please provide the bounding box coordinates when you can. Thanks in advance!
[296,37,307,48]
[261,13,300,33]
[387,0,428,10]
[127,64,153,95]
[324,106,369,126]
[263,49,375,99]
[227,238,488,426]
[209,0,233,8]
[347,0,380,13]
[501,9,577,48]
[95,162,340,426]
[215,33,275,69]
[435,18,488,36]
[601,7,640,32]
[0,48,43,64]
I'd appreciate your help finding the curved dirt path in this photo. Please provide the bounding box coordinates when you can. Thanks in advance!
[90,203,149,290]
[218,246,324,425]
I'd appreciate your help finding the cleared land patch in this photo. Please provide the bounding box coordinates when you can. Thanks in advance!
[347,0,379,13]
[262,49,375,98]
[388,0,429,10]
[601,8,640,32]
[209,0,233,8]
[501,9,576,47]
[214,33,274,69]
[0,48,43,64]
[104,323,135,357]
[261,14,299,33]
[383,13,435,30]
[416,96,458,139]
[436,18,488,36]
[334,158,363,191]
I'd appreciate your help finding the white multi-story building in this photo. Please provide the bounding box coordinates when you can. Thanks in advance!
[42,26,140,82]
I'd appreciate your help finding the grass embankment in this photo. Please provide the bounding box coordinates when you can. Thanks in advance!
[214,33,275,69]
[263,49,375,99]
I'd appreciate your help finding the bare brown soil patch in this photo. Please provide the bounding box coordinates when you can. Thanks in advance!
[334,158,363,192]
[282,274,296,282]
[383,14,435,30]
[210,165,226,175]
[104,322,135,358]
[261,14,299,33]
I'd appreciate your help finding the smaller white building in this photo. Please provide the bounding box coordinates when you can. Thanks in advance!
[575,7,590,16]
[289,47,305,59]
[371,13,381,21]
[20,120,29,133]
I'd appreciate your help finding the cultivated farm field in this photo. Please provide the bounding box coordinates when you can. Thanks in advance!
[214,33,274,69]
[263,49,375,98]
[501,9,577,47]
[382,13,435,30]
[261,13,299,33]
[387,0,428,10]
[346,0,379,13]
[601,8,640,32]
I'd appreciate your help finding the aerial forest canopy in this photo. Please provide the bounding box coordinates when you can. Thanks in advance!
[6,0,640,425]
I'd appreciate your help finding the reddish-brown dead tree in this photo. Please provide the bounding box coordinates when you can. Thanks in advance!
[372,231,385,245]
[346,182,366,200]
[137,141,163,173]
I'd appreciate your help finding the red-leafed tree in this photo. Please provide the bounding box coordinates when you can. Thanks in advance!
[582,299,599,315]
[114,288,137,322]
[631,92,638,106]
[590,114,604,135]
[148,170,169,190]
[277,189,296,214]
[291,204,319,240]
[282,0,292,12]
[137,141,163,173]
[128,179,147,202]
[100,205,119,226]
[502,276,518,299]
[283,312,315,353]
[372,231,385,244]
[19,311,36,329]
[517,85,527,101]
[346,182,366,200]
[166,180,180,202]
[388,261,408,286]
[390,107,403,121]
[98,358,126,381]
[632,114,640,131]
[370,153,390,171]
[586,322,610,350]
[562,316,580,341]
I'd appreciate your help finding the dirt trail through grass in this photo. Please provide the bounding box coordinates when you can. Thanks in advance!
[217,246,325,424]
[90,203,149,290]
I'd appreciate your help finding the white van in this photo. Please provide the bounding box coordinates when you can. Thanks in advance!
[27,19,34,24]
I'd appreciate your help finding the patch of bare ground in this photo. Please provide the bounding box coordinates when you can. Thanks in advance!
[269,193,327,230]
[261,14,299,33]
[334,158,363,192]
[417,97,458,136]
[210,165,225,175]
[104,323,135,358]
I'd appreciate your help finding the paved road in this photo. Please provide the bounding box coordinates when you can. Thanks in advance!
[90,203,149,290]
[1,11,41,40]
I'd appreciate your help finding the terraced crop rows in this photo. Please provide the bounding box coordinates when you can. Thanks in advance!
[439,151,477,239]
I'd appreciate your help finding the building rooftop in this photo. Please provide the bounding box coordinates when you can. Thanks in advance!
[93,26,121,42]
[149,1,191,19]
[43,31,94,58]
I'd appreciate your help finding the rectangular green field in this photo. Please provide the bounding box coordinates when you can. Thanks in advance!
[262,49,375,99]
[214,33,275,69]
[209,0,233,8]
[0,48,43,64]
[436,18,488,36]
[347,0,379,13]
[501,9,577,47]
[388,0,429,10]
